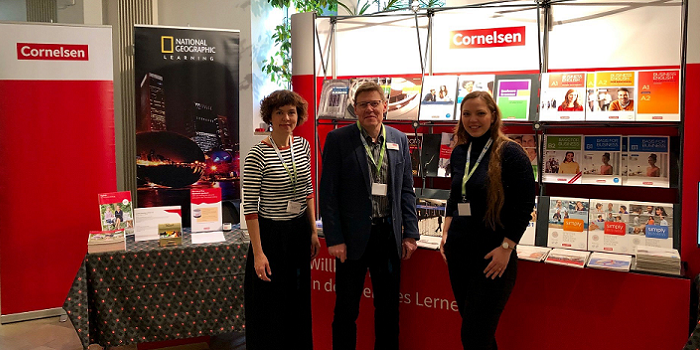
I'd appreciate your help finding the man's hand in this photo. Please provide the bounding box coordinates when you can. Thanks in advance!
[328,243,347,263]
[402,238,417,260]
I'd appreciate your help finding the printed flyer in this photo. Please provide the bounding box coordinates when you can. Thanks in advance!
[588,199,631,253]
[455,74,494,120]
[386,76,422,121]
[133,205,182,241]
[419,75,457,121]
[496,79,531,120]
[586,71,636,121]
[98,191,134,233]
[539,72,587,121]
[547,197,589,250]
[627,201,674,249]
[636,70,681,121]
[581,135,622,185]
[190,188,222,233]
[623,136,670,188]
[543,135,583,184]
[318,79,351,119]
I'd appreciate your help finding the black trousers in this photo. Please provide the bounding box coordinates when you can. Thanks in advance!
[332,222,400,350]
[444,236,517,350]
[244,214,313,350]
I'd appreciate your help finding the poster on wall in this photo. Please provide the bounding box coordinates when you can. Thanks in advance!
[134,26,240,227]
[586,71,636,121]
[636,70,681,121]
[539,72,587,121]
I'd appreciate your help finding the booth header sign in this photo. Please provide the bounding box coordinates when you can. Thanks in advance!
[16,43,89,61]
[450,26,525,49]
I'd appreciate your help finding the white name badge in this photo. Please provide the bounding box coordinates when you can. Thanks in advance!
[287,201,302,214]
[387,142,399,150]
[371,183,388,196]
[458,202,472,216]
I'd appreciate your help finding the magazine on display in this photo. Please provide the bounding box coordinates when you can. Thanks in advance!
[519,198,538,246]
[494,74,539,121]
[455,74,495,120]
[543,135,583,184]
[420,134,442,177]
[98,191,134,234]
[87,229,126,254]
[581,135,622,185]
[588,199,632,253]
[627,201,674,249]
[544,248,590,268]
[539,72,587,121]
[516,245,551,262]
[416,197,446,250]
[407,133,423,177]
[190,188,223,233]
[318,79,351,119]
[636,70,681,121]
[633,246,681,275]
[437,132,455,177]
[419,75,457,121]
[386,76,422,121]
[587,252,632,272]
[508,133,538,180]
[547,197,589,250]
[623,136,670,188]
[133,205,182,242]
[586,71,636,121]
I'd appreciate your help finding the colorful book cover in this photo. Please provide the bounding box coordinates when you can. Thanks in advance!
[318,79,351,119]
[420,134,442,177]
[586,71,636,121]
[416,198,446,238]
[437,132,455,177]
[190,188,222,233]
[539,72,587,121]
[627,201,674,249]
[407,134,423,177]
[419,75,457,121]
[386,76,422,121]
[543,135,583,184]
[581,135,622,185]
[547,197,589,250]
[623,136,670,188]
[455,74,495,120]
[98,191,134,233]
[636,70,681,121]
[494,74,539,121]
[508,134,538,180]
[588,199,631,253]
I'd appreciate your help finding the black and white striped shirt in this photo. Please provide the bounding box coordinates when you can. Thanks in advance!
[243,136,314,221]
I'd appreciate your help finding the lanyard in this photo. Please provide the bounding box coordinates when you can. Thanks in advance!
[269,135,298,195]
[461,138,493,198]
[356,121,387,176]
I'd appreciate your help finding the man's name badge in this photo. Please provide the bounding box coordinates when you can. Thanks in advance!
[387,142,399,150]
[458,202,472,216]
[372,183,388,196]
[287,201,302,214]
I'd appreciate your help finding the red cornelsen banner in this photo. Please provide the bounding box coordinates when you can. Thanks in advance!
[449,26,526,49]
[0,23,115,318]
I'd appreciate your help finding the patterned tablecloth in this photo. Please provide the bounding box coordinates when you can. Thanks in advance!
[63,228,250,349]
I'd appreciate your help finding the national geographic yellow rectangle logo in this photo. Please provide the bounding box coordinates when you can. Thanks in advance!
[161,36,174,53]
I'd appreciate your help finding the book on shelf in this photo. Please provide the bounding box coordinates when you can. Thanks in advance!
[437,132,455,177]
[623,136,670,188]
[581,135,622,185]
[508,133,538,180]
[87,229,126,254]
[416,197,446,250]
[407,133,423,177]
[632,246,681,275]
[586,252,632,272]
[420,134,442,177]
[627,201,674,249]
[318,79,351,119]
[519,197,538,246]
[588,199,632,253]
[494,73,539,121]
[98,191,134,234]
[386,77,422,121]
[586,71,636,121]
[545,248,590,268]
[636,70,681,121]
[542,135,583,184]
[539,72,587,121]
[516,245,551,262]
[546,197,589,250]
[418,75,457,121]
[455,74,495,120]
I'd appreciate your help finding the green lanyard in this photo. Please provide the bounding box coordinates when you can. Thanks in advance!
[269,135,298,195]
[356,121,387,176]
[461,138,493,198]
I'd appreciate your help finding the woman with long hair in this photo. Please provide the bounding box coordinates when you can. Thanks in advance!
[557,89,584,111]
[439,91,536,349]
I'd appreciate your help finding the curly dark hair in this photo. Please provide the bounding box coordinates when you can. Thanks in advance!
[259,90,308,126]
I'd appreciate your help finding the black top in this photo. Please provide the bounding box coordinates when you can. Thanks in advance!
[446,133,536,259]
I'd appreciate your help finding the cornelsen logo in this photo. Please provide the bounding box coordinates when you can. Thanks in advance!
[450,27,525,49]
[17,43,88,61]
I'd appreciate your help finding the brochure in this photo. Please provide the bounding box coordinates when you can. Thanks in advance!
[543,135,583,184]
[407,133,423,177]
[539,72,587,121]
[133,205,182,242]
[437,132,455,177]
[386,76,422,121]
[588,199,631,253]
[419,75,457,121]
[318,79,351,119]
[87,229,126,254]
[586,71,636,121]
[636,70,681,121]
[587,252,632,272]
[98,191,134,233]
[455,74,495,120]
[420,134,442,177]
[416,197,446,238]
[545,248,590,268]
[581,135,622,185]
[190,188,223,233]
[627,201,674,249]
[494,74,539,121]
[623,136,670,188]
[547,197,589,250]
[516,245,551,262]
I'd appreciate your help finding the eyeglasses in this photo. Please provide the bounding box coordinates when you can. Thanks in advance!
[356,100,382,109]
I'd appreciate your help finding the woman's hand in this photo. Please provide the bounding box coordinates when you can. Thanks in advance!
[439,235,448,264]
[483,246,512,280]
[310,231,321,259]
[254,251,272,282]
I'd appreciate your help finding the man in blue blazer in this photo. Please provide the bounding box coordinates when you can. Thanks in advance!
[320,82,419,350]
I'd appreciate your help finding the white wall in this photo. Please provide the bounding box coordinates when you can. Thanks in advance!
[0,0,27,21]
[57,0,84,24]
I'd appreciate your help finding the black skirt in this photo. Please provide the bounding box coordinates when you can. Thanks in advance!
[244,213,313,350]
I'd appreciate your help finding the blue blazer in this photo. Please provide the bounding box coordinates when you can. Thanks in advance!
[320,123,419,260]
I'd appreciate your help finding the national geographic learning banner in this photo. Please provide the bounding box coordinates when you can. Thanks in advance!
[134,26,240,226]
